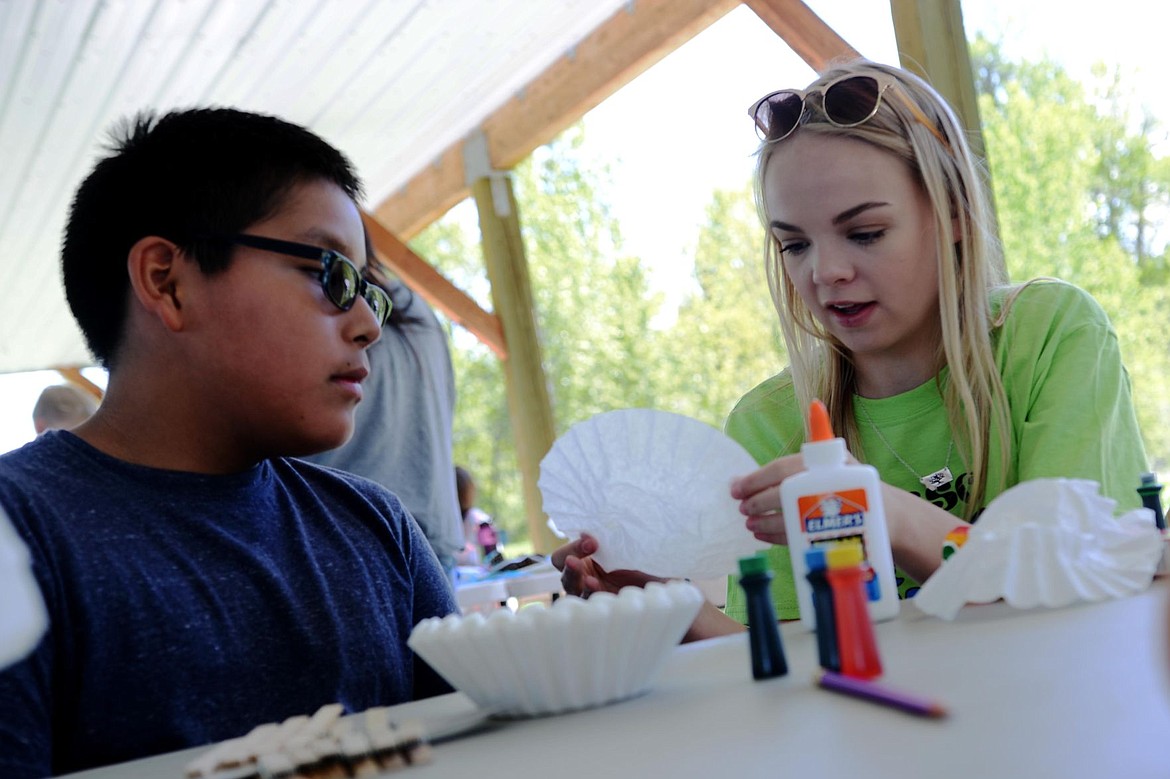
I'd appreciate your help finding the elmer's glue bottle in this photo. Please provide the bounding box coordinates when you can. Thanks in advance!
[780,399,898,631]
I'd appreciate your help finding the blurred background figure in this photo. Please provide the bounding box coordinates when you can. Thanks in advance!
[31,384,97,435]
[304,237,465,584]
[456,465,503,567]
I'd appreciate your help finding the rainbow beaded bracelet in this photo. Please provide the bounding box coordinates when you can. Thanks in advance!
[942,525,970,562]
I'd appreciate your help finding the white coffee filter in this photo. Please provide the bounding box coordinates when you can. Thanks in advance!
[914,478,1162,619]
[0,505,47,670]
[538,408,767,580]
[408,580,705,717]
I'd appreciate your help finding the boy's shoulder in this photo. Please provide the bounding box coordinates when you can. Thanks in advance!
[0,433,80,496]
[288,457,403,504]
[0,434,410,532]
[281,458,416,529]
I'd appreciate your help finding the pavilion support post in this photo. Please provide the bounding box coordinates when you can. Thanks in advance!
[889,0,988,164]
[889,0,999,237]
[467,136,559,555]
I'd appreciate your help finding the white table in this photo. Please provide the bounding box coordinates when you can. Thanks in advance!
[451,578,508,613]
[497,567,563,601]
[453,566,564,612]
[65,581,1170,779]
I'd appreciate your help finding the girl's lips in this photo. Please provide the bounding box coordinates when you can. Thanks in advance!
[825,301,876,328]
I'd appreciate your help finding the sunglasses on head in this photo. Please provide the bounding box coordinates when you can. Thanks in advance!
[221,233,393,327]
[748,72,948,148]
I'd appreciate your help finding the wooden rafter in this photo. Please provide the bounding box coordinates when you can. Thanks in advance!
[741,0,860,71]
[55,367,104,401]
[372,0,739,240]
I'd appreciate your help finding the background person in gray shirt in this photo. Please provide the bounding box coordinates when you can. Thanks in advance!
[305,254,465,581]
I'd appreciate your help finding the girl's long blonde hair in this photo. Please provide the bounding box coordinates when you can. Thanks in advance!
[753,59,1010,518]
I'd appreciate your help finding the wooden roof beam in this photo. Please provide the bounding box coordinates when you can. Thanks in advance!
[741,0,860,72]
[372,0,739,240]
[55,367,104,401]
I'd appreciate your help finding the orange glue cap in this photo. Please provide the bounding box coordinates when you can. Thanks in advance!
[809,399,834,442]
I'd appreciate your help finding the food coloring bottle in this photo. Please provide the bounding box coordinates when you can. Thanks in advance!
[738,554,788,680]
[825,543,883,679]
[1138,472,1166,531]
[805,548,840,671]
[780,399,898,631]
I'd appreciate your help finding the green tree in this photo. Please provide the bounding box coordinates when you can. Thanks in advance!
[659,183,786,428]
[1088,64,1170,276]
[972,35,1170,470]
[413,125,666,550]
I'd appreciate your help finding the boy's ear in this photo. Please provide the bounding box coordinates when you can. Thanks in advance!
[126,236,187,333]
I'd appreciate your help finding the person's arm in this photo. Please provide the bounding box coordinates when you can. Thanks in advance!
[402,499,458,700]
[550,535,747,642]
[0,649,53,779]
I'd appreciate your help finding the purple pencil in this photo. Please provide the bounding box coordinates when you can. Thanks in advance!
[814,670,948,719]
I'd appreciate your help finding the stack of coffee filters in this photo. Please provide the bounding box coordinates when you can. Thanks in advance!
[915,478,1162,619]
[408,580,704,717]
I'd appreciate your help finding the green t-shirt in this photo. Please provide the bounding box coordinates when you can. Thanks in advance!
[723,280,1148,623]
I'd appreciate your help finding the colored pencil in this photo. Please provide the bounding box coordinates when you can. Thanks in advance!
[814,670,948,719]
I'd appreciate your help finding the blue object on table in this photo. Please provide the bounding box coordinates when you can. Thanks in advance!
[805,547,840,672]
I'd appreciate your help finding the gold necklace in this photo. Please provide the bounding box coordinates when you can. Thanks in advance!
[857,403,954,491]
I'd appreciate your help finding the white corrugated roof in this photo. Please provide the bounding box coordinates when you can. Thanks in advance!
[0,0,629,373]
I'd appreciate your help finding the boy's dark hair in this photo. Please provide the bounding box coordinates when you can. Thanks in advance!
[62,107,363,368]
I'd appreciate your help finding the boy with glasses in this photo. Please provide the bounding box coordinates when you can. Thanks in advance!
[0,107,456,778]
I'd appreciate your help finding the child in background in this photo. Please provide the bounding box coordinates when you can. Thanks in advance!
[456,465,503,567]
[31,384,98,434]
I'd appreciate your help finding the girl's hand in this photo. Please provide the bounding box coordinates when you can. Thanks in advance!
[729,454,807,545]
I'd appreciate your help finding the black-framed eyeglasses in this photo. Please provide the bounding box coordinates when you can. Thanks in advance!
[748,73,949,148]
[222,233,393,327]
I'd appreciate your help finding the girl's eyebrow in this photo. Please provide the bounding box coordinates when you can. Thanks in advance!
[769,201,892,234]
[831,201,890,225]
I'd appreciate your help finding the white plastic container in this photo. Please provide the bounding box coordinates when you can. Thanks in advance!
[780,400,899,631]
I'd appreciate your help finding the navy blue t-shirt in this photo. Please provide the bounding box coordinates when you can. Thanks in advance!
[0,431,457,777]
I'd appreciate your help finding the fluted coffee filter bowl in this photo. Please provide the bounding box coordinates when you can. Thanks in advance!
[408,580,704,718]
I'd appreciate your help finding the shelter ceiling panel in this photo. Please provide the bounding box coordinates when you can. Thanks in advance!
[0,0,628,373]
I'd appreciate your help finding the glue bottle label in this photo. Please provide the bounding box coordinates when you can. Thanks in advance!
[800,490,881,602]
[799,490,867,534]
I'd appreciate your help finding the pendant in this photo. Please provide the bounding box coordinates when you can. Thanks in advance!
[920,467,953,491]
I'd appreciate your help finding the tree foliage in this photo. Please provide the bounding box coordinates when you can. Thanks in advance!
[972,35,1170,470]
[656,184,787,427]
[412,127,667,548]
